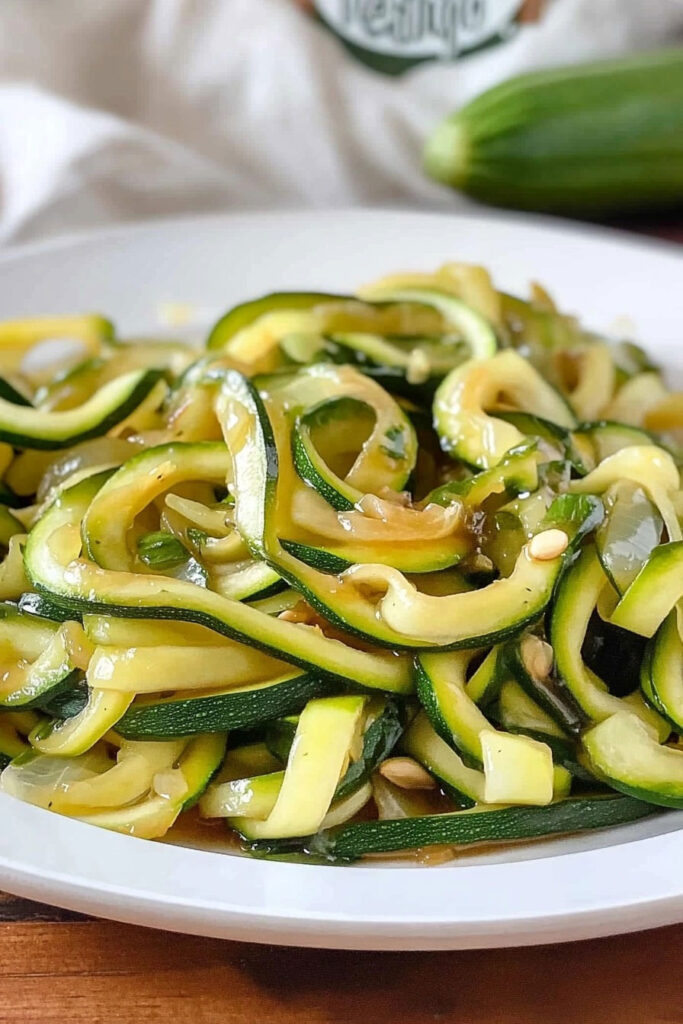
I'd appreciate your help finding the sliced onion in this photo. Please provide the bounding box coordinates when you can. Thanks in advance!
[0,749,111,809]
[36,438,139,502]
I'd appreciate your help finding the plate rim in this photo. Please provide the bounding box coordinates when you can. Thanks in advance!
[0,208,681,949]
[1,206,682,267]
[1,792,683,949]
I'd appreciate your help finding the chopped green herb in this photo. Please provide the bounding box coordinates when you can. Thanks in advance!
[380,424,407,461]
[137,530,189,570]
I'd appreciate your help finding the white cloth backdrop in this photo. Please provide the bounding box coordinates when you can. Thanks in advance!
[0,0,681,244]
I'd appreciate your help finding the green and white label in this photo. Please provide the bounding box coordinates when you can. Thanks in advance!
[314,0,527,70]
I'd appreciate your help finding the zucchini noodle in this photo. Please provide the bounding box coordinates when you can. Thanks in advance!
[0,262,679,859]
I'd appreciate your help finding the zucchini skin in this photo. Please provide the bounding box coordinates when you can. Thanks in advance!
[18,592,79,622]
[246,795,657,861]
[206,292,347,351]
[1,668,83,712]
[424,48,683,215]
[611,542,683,639]
[0,378,32,407]
[501,639,585,737]
[35,679,90,720]
[279,537,466,576]
[0,369,163,450]
[640,613,683,732]
[116,674,335,739]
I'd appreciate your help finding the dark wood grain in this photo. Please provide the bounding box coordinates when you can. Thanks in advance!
[0,216,680,1023]
[0,919,682,1023]
[0,892,85,923]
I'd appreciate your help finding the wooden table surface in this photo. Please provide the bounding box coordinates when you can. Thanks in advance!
[2,891,682,1023]
[2,213,682,1023]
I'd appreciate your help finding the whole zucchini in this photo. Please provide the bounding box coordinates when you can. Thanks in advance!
[424,48,683,215]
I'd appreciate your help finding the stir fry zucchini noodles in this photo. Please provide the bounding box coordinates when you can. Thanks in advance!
[0,262,681,862]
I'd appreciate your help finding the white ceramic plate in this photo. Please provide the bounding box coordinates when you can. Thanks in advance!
[0,210,681,950]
